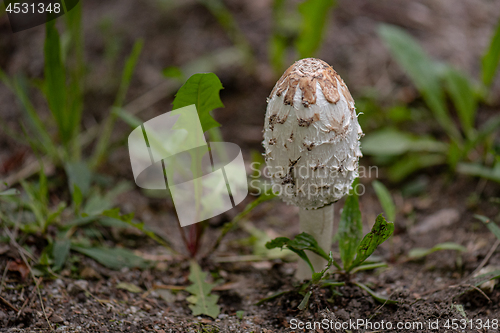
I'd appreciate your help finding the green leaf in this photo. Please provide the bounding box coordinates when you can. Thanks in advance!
[351,215,394,269]
[266,232,330,274]
[65,161,92,197]
[0,189,20,196]
[362,129,448,156]
[388,153,446,182]
[295,0,336,58]
[354,282,397,304]
[297,290,312,310]
[53,239,70,270]
[172,73,224,133]
[378,24,460,142]
[443,67,477,138]
[90,40,144,169]
[408,242,466,260]
[162,66,184,81]
[266,236,314,273]
[311,252,335,284]
[338,190,362,270]
[472,114,500,148]
[474,269,500,287]
[71,245,150,270]
[116,282,143,293]
[185,260,220,319]
[255,290,292,306]
[44,20,68,143]
[481,18,500,87]
[475,215,500,241]
[372,180,396,222]
[457,161,500,183]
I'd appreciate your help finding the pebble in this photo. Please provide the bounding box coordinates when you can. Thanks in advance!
[51,314,65,323]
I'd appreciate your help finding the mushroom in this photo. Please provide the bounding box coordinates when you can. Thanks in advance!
[263,58,363,280]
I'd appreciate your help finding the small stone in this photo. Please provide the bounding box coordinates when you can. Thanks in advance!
[50,314,64,323]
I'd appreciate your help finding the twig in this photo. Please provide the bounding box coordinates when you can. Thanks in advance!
[468,238,500,279]
[0,262,8,296]
[17,277,40,318]
[0,295,18,312]
[449,284,491,303]
[4,227,54,332]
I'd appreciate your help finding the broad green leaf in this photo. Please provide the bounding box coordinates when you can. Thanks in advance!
[388,153,446,182]
[295,0,336,58]
[354,282,397,304]
[361,129,448,156]
[408,242,466,260]
[185,260,220,319]
[481,19,500,87]
[266,232,330,274]
[443,67,477,138]
[116,282,143,293]
[71,245,150,270]
[351,215,394,269]
[372,180,396,222]
[338,190,362,270]
[266,236,314,273]
[475,215,500,240]
[0,189,20,196]
[53,239,70,270]
[44,20,68,143]
[457,162,500,183]
[65,161,92,196]
[102,209,173,251]
[378,24,460,142]
[172,73,224,133]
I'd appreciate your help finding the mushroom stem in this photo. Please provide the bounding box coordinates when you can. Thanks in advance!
[296,204,334,280]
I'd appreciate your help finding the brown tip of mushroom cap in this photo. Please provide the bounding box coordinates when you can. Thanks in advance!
[270,58,354,108]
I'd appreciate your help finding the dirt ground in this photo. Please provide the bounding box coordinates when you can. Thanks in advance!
[1,0,500,332]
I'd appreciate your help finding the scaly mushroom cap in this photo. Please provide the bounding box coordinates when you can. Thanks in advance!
[263,58,363,209]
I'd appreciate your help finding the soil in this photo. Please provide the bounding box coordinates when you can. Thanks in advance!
[1,0,500,332]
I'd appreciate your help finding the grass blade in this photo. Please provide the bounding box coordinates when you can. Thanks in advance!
[408,242,466,260]
[443,67,477,139]
[378,24,461,142]
[481,18,500,87]
[91,40,144,168]
[44,20,68,144]
[354,282,397,304]
[295,0,336,58]
[372,180,396,222]
[475,215,500,240]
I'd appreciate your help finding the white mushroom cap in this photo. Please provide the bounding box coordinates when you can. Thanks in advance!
[263,58,363,209]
